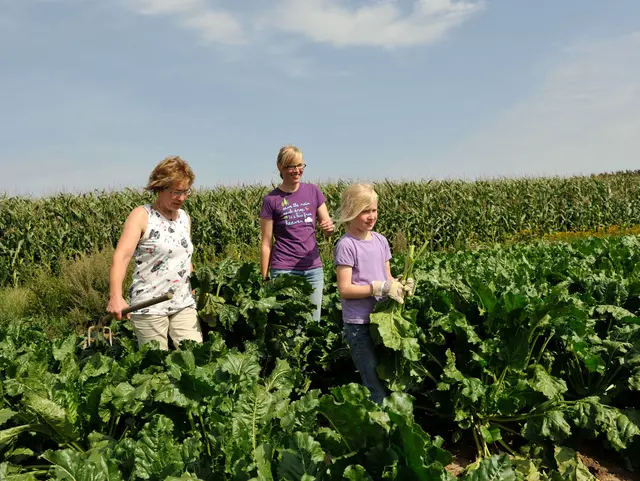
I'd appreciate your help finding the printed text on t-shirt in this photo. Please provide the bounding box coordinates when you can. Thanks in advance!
[281,199,313,226]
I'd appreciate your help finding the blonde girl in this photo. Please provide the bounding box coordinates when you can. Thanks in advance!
[333,183,408,404]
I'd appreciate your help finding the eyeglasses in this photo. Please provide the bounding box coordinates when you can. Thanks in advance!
[284,163,306,172]
[166,187,192,197]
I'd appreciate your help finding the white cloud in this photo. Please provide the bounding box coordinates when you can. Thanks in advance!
[182,10,245,45]
[121,0,482,49]
[444,31,640,179]
[126,0,204,16]
[123,0,246,45]
[262,0,484,48]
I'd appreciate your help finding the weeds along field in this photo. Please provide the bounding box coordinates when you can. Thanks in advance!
[3,171,640,286]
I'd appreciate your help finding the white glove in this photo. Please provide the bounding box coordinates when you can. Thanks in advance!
[401,277,416,296]
[371,280,406,304]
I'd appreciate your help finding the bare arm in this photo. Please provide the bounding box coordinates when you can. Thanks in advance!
[316,202,334,237]
[385,261,394,281]
[260,217,274,280]
[336,265,374,299]
[187,212,194,273]
[107,206,147,319]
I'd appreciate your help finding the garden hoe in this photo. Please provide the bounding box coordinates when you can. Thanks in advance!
[84,292,173,348]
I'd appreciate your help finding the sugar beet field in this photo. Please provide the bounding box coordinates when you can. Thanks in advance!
[0,173,639,480]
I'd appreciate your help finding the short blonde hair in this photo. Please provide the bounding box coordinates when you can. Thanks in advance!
[338,183,379,225]
[276,145,304,180]
[145,156,195,193]
[277,145,303,169]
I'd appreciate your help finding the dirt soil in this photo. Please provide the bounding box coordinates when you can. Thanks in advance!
[577,448,636,481]
[444,443,477,478]
[443,444,637,480]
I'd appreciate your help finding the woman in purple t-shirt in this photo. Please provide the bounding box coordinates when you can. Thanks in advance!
[334,183,410,404]
[259,145,334,321]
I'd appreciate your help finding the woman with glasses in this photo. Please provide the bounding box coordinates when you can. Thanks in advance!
[106,156,203,349]
[259,145,335,322]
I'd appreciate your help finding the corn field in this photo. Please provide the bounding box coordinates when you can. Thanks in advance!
[2,171,640,287]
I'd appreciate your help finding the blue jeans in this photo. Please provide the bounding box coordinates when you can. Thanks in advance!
[270,267,324,322]
[343,323,389,404]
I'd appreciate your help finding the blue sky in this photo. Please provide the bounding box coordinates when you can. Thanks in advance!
[1,0,639,196]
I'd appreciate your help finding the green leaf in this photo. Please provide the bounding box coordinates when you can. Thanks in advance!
[0,424,40,445]
[468,278,498,316]
[129,416,185,479]
[23,393,78,442]
[343,465,374,480]
[429,311,481,345]
[581,354,606,375]
[442,350,486,404]
[384,393,453,478]
[165,351,217,400]
[0,462,38,481]
[593,305,636,321]
[199,291,244,330]
[219,350,262,385]
[462,454,516,481]
[280,390,321,433]
[318,384,390,454]
[231,360,295,454]
[630,368,640,391]
[498,328,530,371]
[370,310,421,361]
[254,296,279,312]
[570,398,640,451]
[79,353,111,383]
[164,474,204,481]
[233,385,276,452]
[5,446,35,459]
[480,426,502,444]
[523,409,572,444]
[552,446,596,481]
[42,448,124,481]
[529,365,567,399]
[503,291,528,314]
[511,457,542,481]
[0,408,17,426]
[264,358,295,393]
[277,432,325,481]
[382,391,415,423]
[254,443,275,481]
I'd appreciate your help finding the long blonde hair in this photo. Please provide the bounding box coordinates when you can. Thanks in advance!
[337,183,378,225]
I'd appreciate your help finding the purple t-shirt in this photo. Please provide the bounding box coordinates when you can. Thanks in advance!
[334,232,392,324]
[259,183,326,271]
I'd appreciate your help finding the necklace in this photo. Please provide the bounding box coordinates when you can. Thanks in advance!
[152,202,177,221]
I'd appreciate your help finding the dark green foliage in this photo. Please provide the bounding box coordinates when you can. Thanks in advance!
[370,236,640,468]
[2,236,640,478]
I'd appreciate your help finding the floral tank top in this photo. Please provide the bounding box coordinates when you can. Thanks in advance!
[128,204,196,315]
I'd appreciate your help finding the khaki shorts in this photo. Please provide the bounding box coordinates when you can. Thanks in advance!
[129,306,203,350]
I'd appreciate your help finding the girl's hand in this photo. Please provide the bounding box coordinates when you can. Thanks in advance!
[106,296,130,321]
[402,277,416,296]
[318,218,335,235]
[371,280,406,304]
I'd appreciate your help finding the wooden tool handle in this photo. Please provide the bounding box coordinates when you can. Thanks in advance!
[99,292,174,325]
[121,292,173,315]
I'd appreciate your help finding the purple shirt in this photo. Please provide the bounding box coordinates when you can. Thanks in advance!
[334,232,392,324]
[259,183,326,271]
